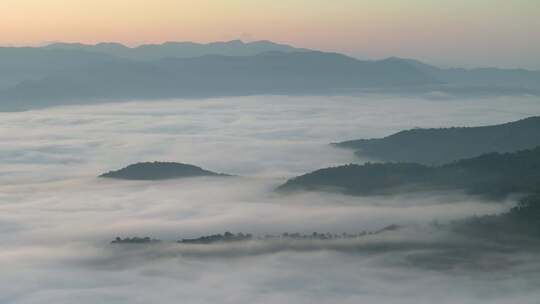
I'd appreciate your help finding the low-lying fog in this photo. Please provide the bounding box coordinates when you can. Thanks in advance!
[2,95,540,303]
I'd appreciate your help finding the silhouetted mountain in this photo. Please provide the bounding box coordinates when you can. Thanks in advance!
[335,116,540,165]
[383,57,540,90]
[278,147,540,198]
[1,40,303,92]
[0,47,122,90]
[353,58,540,98]
[99,162,229,180]
[43,40,308,60]
[1,42,539,111]
[0,51,437,111]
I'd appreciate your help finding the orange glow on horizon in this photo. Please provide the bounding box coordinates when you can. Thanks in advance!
[1,0,538,68]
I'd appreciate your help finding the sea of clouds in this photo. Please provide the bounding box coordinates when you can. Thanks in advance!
[1,94,540,303]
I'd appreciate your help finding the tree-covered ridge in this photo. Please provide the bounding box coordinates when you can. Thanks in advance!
[452,194,540,239]
[278,146,540,198]
[335,116,540,165]
[278,163,432,195]
[99,162,229,180]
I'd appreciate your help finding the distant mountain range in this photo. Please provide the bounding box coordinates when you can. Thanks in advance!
[0,40,305,91]
[335,116,540,165]
[0,40,539,111]
[382,57,540,91]
[0,51,437,110]
[278,146,540,199]
[99,162,229,180]
[43,40,308,60]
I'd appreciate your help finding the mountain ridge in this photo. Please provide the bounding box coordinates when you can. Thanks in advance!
[278,146,540,198]
[335,116,540,165]
[0,50,437,111]
[42,39,309,60]
[1,40,539,111]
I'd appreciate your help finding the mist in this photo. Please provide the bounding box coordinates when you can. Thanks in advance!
[2,94,540,303]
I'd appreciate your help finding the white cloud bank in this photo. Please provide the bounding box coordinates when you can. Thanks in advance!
[1,94,540,303]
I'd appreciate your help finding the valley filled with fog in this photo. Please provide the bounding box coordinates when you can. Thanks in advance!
[2,94,540,303]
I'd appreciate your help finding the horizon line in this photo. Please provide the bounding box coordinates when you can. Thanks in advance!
[1,39,538,72]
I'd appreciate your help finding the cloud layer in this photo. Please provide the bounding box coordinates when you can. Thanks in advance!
[2,94,540,303]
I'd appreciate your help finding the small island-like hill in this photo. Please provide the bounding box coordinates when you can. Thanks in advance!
[99,162,230,180]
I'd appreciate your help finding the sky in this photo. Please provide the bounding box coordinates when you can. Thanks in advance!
[1,0,539,68]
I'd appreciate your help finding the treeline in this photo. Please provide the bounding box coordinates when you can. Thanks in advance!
[279,145,540,239]
[335,116,540,165]
[452,194,540,239]
[278,146,540,199]
[111,237,161,244]
[180,232,253,244]
[111,226,403,245]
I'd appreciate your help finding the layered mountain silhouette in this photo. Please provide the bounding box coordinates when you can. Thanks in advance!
[0,40,304,92]
[43,40,308,60]
[278,146,540,198]
[0,40,539,111]
[99,162,229,180]
[0,51,437,110]
[382,57,540,91]
[336,116,540,165]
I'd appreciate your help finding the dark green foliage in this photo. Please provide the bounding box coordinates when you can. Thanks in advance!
[180,232,253,244]
[453,194,540,238]
[435,149,540,197]
[278,163,432,195]
[99,162,229,180]
[336,116,540,165]
[111,236,160,244]
[279,147,540,198]
[177,227,400,244]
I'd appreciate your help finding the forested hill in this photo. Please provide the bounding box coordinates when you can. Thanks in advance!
[335,116,540,165]
[99,162,229,180]
[278,146,540,198]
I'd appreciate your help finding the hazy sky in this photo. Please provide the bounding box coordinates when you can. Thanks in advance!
[1,0,539,68]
